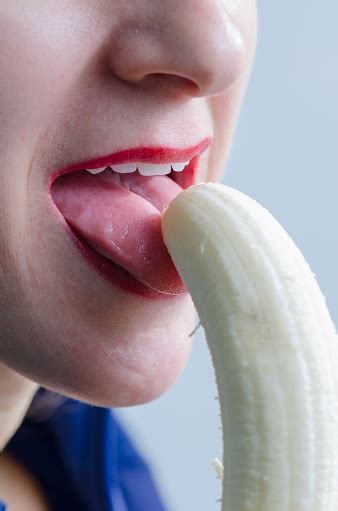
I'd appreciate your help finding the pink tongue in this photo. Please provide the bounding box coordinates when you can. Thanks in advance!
[51,169,186,294]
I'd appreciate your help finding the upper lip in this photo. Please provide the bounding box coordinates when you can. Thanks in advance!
[48,137,212,191]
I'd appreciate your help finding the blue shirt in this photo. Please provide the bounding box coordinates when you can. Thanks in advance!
[1,388,167,510]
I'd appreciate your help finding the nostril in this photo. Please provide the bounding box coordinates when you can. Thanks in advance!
[136,73,200,98]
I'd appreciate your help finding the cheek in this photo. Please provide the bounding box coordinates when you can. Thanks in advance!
[205,0,258,183]
[206,66,253,183]
[0,4,100,140]
[0,22,58,133]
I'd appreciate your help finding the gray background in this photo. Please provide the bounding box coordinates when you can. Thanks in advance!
[116,2,338,510]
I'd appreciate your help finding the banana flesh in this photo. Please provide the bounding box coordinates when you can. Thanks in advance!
[161,183,338,510]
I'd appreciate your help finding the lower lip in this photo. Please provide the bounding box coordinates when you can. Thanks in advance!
[49,161,200,299]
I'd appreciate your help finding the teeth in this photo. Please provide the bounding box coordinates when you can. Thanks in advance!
[137,163,172,176]
[171,161,189,172]
[110,163,138,174]
[86,166,107,175]
[86,160,191,176]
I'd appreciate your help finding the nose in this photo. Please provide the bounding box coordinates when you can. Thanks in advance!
[107,0,248,98]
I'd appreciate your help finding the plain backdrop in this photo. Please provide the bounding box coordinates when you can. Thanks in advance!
[116,2,338,510]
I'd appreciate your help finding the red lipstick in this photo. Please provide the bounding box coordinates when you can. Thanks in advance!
[48,137,212,193]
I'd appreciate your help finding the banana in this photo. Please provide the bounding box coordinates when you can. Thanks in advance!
[161,183,338,510]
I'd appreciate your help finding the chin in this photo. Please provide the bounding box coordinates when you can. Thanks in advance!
[2,290,195,409]
[12,326,194,409]
[39,346,192,408]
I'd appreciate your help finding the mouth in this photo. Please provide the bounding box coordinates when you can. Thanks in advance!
[49,138,211,298]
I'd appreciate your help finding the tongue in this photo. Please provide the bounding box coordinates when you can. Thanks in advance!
[51,169,186,294]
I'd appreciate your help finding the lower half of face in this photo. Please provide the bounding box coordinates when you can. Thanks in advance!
[0,138,212,407]
[0,0,257,407]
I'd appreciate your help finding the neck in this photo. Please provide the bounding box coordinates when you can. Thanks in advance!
[0,363,38,451]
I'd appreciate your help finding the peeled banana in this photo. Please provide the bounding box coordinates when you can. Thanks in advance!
[161,183,338,510]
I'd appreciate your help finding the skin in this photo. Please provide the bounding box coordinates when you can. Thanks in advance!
[0,0,257,507]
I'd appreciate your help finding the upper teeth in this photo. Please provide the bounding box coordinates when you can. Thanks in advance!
[86,161,190,176]
[86,166,108,175]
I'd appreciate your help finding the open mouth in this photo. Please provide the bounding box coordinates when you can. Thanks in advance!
[49,140,210,297]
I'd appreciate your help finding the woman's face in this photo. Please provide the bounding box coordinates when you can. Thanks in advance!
[0,1,257,406]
